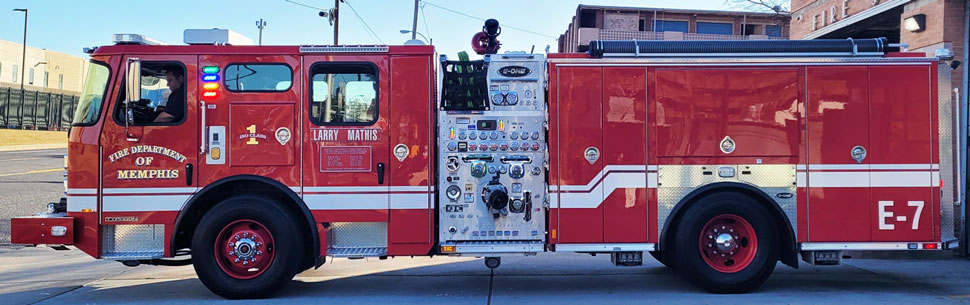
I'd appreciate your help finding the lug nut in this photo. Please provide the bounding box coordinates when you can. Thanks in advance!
[234,235,240,240]
[234,258,240,263]
[721,225,726,230]
[257,250,262,255]
[229,251,235,256]
[242,232,248,237]
[251,257,256,263]
[729,228,734,233]
[708,244,713,248]
[229,242,235,247]
[243,260,249,265]
[256,242,262,247]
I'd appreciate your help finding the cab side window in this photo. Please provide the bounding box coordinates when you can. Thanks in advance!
[309,63,378,125]
[114,62,186,125]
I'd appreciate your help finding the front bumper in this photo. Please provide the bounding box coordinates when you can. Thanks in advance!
[11,212,74,245]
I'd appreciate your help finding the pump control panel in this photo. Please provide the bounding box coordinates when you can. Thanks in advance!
[437,53,547,250]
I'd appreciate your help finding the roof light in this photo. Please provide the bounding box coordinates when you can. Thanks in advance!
[203,83,220,90]
[202,66,220,74]
[203,91,219,98]
[112,33,166,46]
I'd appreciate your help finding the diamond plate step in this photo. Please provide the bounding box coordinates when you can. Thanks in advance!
[328,246,387,258]
[102,251,164,260]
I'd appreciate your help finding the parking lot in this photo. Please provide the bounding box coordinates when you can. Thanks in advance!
[3,148,970,304]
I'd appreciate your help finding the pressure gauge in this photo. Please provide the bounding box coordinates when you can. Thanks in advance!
[491,93,504,105]
[506,92,518,105]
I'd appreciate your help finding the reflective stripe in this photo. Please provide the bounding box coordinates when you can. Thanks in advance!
[66,188,97,195]
[102,187,198,194]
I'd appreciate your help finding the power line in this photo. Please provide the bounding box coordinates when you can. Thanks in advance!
[419,2,432,43]
[284,0,324,10]
[344,1,385,44]
[421,1,556,39]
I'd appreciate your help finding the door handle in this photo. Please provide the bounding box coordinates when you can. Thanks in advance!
[376,162,385,185]
[185,163,193,186]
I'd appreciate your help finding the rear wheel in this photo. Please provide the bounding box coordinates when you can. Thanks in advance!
[673,192,777,293]
[192,195,305,299]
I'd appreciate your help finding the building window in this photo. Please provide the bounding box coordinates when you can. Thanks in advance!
[58,74,63,89]
[697,22,733,35]
[224,64,293,92]
[653,20,688,33]
[12,65,18,83]
[309,63,378,126]
[43,71,48,87]
[766,25,782,37]
[743,24,758,35]
[29,68,34,85]
[639,19,645,31]
[579,9,597,28]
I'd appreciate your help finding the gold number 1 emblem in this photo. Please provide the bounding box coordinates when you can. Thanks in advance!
[246,124,259,145]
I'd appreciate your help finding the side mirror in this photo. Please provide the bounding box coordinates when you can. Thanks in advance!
[125,58,141,103]
[124,58,141,142]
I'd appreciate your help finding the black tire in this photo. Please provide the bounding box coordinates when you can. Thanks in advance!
[192,195,305,299]
[673,192,778,293]
[649,250,675,270]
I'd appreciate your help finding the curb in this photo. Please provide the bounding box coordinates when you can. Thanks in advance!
[0,143,68,152]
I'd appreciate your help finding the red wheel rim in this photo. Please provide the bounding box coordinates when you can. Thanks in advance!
[214,219,275,279]
[698,214,757,273]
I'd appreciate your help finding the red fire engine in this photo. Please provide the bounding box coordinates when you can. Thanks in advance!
[10,24,965,299]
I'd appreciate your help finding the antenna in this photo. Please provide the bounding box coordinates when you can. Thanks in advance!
[256,19,267,45]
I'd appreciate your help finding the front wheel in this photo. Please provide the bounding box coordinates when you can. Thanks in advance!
[192,196,305,299]
[673,192,778,293]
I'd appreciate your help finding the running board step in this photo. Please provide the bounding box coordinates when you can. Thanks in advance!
[444,240,544,255]
[328,246,387,258]
[102,251,164,260]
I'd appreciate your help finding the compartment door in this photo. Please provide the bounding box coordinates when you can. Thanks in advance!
[556,66,604,243]
[602,67,648,243]
[868,66,935,242]
[806,66,871,241]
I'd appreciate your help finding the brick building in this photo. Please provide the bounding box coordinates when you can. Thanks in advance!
[791,0,967,95]
[558,5,791,53]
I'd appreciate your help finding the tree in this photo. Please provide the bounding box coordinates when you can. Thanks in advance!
[726,0,791,14]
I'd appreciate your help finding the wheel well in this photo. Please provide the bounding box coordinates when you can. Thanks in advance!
[659,182,798,268]
[172,175,318,270]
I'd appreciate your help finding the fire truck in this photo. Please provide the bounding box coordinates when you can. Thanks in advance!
[10,24,966,299]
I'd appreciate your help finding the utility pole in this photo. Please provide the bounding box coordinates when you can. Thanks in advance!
[333,0,340,45]
[411,0,419,40]
[14,9,27,91]
[256,19,267,45]
[319,0,342,45]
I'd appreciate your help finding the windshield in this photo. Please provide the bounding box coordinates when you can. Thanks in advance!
[72,61,111,126]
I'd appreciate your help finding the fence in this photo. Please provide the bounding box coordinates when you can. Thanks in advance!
[0,88,79,130]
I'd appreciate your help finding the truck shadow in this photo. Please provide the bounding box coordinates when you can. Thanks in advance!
[9,259,963,304]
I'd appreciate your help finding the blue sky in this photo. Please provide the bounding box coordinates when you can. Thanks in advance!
[2,0,736,58]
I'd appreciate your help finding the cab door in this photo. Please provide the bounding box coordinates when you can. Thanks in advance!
[99,55,199,236]
[302,55,390,222]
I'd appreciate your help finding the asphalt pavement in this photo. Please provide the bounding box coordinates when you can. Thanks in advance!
[2,148,970,304]
[0,149,66,245]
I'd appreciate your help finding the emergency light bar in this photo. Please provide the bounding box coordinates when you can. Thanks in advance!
[184,29,253,45]
[113,33,166,46]
[588,37,896,58]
